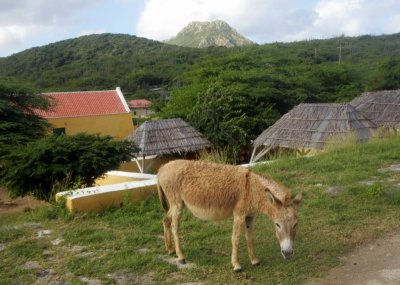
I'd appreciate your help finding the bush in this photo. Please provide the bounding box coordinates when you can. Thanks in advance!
[0,133,138,201]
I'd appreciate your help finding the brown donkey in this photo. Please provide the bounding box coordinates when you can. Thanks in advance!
[157,160,302,271]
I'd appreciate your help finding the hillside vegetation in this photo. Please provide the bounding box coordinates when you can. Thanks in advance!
[1,33,400,154]
[0,136,399,284]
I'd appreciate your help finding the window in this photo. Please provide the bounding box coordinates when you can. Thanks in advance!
[53,128,66,136]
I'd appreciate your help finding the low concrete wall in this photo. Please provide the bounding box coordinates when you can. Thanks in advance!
[56,171,157,212]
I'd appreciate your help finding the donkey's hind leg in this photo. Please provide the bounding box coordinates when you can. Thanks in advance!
[163,212,175,255]
[171,202,186,264]
[245,216,260,266]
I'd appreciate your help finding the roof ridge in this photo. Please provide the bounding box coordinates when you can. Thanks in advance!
[43,90,116,95]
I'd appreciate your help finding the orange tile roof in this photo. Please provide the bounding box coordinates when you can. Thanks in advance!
[128,99,152,109]
[36,89,130,118]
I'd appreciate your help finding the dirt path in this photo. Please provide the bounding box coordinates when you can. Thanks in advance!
[305,232,400,285]
[0,187,48,216]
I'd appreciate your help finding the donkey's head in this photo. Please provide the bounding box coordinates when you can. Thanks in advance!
[267,191,302,260]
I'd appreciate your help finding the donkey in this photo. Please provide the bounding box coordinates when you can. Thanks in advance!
[157,160,302,271]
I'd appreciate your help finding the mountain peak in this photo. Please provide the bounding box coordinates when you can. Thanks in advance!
[165,20,255,48]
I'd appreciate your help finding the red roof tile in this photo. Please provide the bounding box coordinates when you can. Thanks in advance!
[36,89,130,118]
[128,99,152,109]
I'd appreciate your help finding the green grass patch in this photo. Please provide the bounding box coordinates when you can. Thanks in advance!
[0,136,399,284]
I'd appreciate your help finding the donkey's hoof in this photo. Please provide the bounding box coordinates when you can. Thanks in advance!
[251,259,261,266]
[233,266,242,272]
[178,258,186,264]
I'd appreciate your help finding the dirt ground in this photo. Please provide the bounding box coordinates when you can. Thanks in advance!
[0,187,48,216]
[305,232,400,285]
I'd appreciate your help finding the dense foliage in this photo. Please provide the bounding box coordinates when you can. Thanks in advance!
[0,34,205,97]
[0,133,138,201]
[1,33,400,158]
[0,79,50,158]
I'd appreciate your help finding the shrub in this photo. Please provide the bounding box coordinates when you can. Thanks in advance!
[0,133,138,201]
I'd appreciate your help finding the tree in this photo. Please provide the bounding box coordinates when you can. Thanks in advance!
[0,79,50,158]
[188,82,280,160]
[381,57,400,89]
[0,133,138,201]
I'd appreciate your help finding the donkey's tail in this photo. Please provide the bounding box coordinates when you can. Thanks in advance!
[157,180,169,213]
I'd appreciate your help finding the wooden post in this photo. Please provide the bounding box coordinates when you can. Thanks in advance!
[141,154,145,174]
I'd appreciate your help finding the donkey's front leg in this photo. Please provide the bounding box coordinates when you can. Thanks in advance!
[231,214,245,271]
[171,204,186,264]
[245,216,260,266]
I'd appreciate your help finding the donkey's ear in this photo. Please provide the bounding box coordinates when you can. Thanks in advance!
[293,192,302,207]
[266,189,282,206]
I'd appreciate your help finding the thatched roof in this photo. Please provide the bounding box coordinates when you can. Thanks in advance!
[128,118,212,156]
[351,90,400,128]
[253,103,377,151]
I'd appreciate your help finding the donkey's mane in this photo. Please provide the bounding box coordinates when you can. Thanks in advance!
[251,170,292,205]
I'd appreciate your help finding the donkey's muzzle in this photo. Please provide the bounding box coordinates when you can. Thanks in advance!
[281,249,294,259]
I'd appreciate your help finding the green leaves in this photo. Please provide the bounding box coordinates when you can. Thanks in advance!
[1,133,138,201]
[0,79,50,157]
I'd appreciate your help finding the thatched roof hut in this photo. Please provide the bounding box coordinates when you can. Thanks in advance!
[351,90,400,128]
[128,118,211,156]
[251,103,377,163]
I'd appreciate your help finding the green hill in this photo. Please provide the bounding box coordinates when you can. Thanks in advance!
[0,33,206,95]
[1,32,399,153]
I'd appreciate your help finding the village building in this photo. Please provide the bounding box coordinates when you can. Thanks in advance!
[36,87,134,139]
[127,118,212,173]
[250,103,377,163]
[351,90,400,132]
[127,99,153,118]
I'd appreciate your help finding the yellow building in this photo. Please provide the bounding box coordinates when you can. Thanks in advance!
[36,87,133,139]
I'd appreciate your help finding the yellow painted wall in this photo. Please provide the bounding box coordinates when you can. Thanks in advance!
[95,175,146,186]
[48,113,134,139]
[64,186,156,212]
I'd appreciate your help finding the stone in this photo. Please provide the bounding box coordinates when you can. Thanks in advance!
[22,261,41,270]
[325,186,344,196]
[51,238,63,245]
[37,230,52,238]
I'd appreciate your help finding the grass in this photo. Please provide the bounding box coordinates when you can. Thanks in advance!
[0,136,399,284]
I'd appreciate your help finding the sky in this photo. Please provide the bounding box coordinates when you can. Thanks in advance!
[0,0,399,57]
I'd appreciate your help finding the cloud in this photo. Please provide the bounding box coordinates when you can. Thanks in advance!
[281,0,400,41]
[135,0,313,42]
[135,0,400,43]
[0,0,98,56]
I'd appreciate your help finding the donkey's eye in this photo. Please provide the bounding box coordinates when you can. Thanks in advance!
[275,223,281,229]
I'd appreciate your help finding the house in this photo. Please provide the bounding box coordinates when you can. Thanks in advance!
[250,103,377,163]
[36,87,134,139]
[126,118,212,173]
[127,99,153,118]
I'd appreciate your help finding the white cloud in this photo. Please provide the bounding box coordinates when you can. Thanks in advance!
[135,0,400,43]
[287,0,400,41]
[135,0,312,42]
[0,0,97,56]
